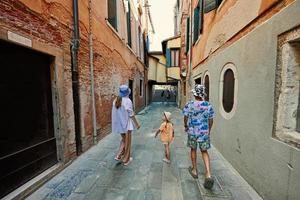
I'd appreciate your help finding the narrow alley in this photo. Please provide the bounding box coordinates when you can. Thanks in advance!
[26,104,261,200]
[1,0,300,199]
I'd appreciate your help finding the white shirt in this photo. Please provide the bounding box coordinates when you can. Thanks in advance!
[111,97,135,134]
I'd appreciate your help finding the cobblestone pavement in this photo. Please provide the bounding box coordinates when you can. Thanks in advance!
[27,104,262,200]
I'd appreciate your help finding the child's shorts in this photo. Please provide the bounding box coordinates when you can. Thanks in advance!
[187,134,211,151]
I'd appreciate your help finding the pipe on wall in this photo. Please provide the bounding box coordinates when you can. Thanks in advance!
[71,0,82,155]
[88,0,98,144]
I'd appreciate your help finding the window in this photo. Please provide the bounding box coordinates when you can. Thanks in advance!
[193,0,203,43]
[185,17,190,53]
[204,74,210,101]
[219,63,238,119]
[274,28,300,147]
[171,49,180,67]
[195,77,201,84]
[139,79,143,96]
[223,69,234,113]
[108,0,118,31]
[127,2,132,47]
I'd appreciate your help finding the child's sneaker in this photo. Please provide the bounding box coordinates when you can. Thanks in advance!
[163,158,171,164]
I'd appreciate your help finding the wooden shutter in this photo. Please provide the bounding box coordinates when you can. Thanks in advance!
[193,6,199,43]
[199,0,203,34]
[204,0,216,13]
[127,3,132,47]
[108,0,117,30]
[185,17,190,53]
[166,48,171,67]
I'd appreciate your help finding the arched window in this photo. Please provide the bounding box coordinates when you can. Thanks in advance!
[222,69,234,112]
[219,63,238,119]
[204,74,210,101]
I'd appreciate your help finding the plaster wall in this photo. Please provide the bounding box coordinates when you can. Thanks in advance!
[192,1,300,199]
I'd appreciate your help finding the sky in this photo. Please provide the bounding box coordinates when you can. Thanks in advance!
[148,0,177,51]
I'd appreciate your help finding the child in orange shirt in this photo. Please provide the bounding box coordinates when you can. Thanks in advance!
[155,111,174,163]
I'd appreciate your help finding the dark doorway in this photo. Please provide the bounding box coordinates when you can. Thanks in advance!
[195,77,202,84]
[129,79,133,101]
[0,40,57,198]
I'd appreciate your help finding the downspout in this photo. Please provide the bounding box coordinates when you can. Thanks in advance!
[71,0,82,155]
[188,0,193,99]
[88,0,98,144]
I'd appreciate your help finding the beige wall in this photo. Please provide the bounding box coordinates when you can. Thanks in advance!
[191,1,300,199]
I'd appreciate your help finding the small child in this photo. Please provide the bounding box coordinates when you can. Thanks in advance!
[155,111,174,163]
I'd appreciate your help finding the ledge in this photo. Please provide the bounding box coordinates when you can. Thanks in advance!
[276,131,300,148]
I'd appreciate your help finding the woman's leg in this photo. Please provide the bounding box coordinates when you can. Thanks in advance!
[201,150,211,178]
[116,134,125,159]
[123,131,132,163]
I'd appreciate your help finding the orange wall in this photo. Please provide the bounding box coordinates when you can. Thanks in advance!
[190,0,294,69]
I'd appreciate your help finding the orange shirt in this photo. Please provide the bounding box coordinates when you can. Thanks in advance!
[159,122,174,143]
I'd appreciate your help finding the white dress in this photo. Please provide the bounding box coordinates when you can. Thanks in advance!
[111,97,135,134]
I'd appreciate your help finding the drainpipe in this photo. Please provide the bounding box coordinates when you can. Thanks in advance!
[188,0,193,99]
[71,0,82,155]
[88,0,98,144]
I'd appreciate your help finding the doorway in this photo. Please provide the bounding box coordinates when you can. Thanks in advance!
[0,40,58,198]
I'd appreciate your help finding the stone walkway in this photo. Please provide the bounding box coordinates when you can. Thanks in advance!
[26,104,262,200]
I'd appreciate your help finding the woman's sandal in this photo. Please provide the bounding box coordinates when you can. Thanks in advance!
[188,166,198,179]
[203,177,214,189]
[123,157,133,166]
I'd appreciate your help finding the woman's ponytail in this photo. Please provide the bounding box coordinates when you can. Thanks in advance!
[115,96,122,109]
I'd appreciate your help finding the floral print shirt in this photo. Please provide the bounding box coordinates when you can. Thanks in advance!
[183,100,215,142]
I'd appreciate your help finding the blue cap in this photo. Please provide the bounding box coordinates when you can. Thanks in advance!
[119,85,131,97]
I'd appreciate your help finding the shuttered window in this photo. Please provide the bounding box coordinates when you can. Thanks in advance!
[127,3,132,47]
[185,17,190,53]
[166,48,171,67]
[193,0,203,44]
[193,6,199,43]
[108,0,118,31]
[204,75,210,101]
[222,69,235,113]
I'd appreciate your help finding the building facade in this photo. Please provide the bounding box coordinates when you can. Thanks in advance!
[179,0,300,199]
[0,0,150,198]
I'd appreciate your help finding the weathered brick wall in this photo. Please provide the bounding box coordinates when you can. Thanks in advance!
[0,0,147,162]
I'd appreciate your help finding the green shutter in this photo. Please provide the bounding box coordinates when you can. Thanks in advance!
[127,3,132,47]
[193,7,199,43]
[166,48,171,67]
[185,17,190,53]
[199,0,203,34]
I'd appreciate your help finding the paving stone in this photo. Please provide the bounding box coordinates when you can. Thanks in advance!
[181,179,203,200]
[74,174,99,193]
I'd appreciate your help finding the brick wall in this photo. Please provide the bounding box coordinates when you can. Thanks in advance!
[0,0,147,162]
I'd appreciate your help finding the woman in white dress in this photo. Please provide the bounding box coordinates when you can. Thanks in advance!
[112,85,140,166]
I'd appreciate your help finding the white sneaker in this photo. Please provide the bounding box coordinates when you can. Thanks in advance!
[163,158,171,164]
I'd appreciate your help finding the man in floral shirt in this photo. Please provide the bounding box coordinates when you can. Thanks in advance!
[183,84,215,189]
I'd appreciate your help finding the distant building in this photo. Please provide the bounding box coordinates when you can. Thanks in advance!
[178,0,300,199]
